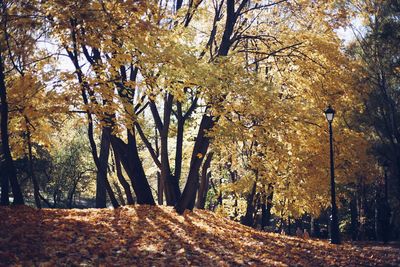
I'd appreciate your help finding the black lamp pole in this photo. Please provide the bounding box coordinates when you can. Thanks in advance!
[381,161,391,243]
[325,105,340,245]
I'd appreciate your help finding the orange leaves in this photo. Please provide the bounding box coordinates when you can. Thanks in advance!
[0,205,399,266]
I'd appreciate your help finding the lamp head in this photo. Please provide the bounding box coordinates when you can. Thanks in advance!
[325,105,335,123]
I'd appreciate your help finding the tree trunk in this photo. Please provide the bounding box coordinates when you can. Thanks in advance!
[261,184,274,229]
[0,158,9,206]
[196,152,213,209]
[217,0,236,57]
[0,52,24,205]
[175,115,214,214]
[25,118,41,209]
[95,128,108,208]
[113,181,126,206]
[160,130,180,205]
[176,0,183,11]
[174,113,184,184]
[111,130,155,205]
[158,94,181,206]
[96,126,119,208]
[157,171,163,205]
[242,179,257,227]
[67,180,79,209]
[114,151,134,205]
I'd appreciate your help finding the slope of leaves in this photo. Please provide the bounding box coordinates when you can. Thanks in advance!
[0,206,399,266]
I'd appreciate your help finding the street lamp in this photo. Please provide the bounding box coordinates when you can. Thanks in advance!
[324,105,340,244]
[381,160,391,243]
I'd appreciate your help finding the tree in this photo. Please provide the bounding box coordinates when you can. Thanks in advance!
[346,0,400,240]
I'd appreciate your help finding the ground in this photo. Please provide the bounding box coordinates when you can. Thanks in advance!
[0,206,399,266]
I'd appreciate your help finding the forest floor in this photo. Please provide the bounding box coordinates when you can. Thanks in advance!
[0,206,399,266]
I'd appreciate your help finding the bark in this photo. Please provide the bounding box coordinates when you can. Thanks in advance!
[253,194,262,227]
[176,0,183,11]
[151,94,181,206]
[217,0,236,56]
[242,178,258,227]
[0,158,9,206]
[196,152,213,209]
[25,118,41,209]
[261,184,273,229]
[174,103,184,183]
[174,97,198,194]
[0,52,24,205]
[114,151,134,205]
[175,115,214,214]
[38,192,52,208]
[157,171,163,205]
[111,130,155,205]
[96,127,119,208]
[67,179,79,209]
[208,178,219,211]
[95,128,108,208]
[233,197,238,219]
[113,181,125,206]
[217,178,223,207]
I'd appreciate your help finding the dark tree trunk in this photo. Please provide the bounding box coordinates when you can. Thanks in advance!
[65,35,113,209]
[0,52,24,205]
[157,171,163,205]
[25,118,41,209]
[253,193,262,227]
[208,178,219,211]
[176,115,214,214]
[38,193,52,208]
[196,152,213,209]
[174,97,198,197]
[261,184,274,229]
[96,127,119,208]
[157,94,181,206]
[233,196,238,219]
[261,202,267,228]
[218,0,236,57]
[176,0,183,11]
[114,151,134,205]
[67,180,79,209]
[111,131,155,205]
[0,159,9,206]
[95,128,108,208]
[174,108,184,183]
[114,181,125,206]
[242,180,257,227]
[160,132,180,205]
[217,178,223,207]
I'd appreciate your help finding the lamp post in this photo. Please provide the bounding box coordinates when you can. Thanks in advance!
[325,105,340,244]
[381,160,391,243]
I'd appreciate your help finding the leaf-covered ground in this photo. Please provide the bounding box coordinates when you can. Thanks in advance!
[0,206,399,266]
